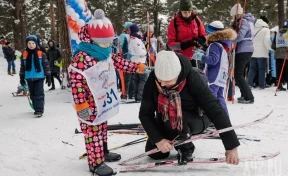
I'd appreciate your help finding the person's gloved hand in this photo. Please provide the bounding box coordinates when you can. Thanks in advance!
[197,36,207,46]
[136,63,147,74]
[192,49,205,61]
[180,39,198,50]
[46,75,52,87]
[20,79,26,86]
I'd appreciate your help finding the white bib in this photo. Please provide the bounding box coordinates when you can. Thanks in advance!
[206,43,229,88]
[69,57,120,125]
[276,32,288,48]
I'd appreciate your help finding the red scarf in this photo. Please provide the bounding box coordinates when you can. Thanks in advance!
[155,79,187,131]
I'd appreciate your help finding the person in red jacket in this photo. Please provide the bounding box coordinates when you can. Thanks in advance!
[167,0,206,67]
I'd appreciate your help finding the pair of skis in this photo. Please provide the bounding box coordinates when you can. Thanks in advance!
[116,110,279,173]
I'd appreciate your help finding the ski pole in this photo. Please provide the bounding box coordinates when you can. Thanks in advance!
[79,137,147,159]
[275,59,286,96]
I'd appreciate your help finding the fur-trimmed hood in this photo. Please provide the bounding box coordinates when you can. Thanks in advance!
[207,28,237,43]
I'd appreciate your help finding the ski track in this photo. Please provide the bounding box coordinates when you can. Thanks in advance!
[0,58,287,176]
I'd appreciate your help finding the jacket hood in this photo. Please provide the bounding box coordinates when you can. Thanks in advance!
[48,40,56,49]
[254,19,268,28]
[243,13,255,23]
[207,28,237,43]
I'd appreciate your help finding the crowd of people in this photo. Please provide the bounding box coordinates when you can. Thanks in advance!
[1,0,286,175]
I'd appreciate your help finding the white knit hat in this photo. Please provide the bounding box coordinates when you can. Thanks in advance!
[230,4,244,16]
[155,51,181,81]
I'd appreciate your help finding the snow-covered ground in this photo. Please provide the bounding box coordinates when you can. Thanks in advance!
[0,58,288,176]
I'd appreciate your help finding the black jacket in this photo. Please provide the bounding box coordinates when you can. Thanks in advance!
[2,46,15,61]
[139,53,240,150]
[47,40,62,73]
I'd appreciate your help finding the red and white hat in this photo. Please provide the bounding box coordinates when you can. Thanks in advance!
[87,9,115,45]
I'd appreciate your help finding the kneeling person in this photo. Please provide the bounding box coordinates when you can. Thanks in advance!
[139,51,240,165]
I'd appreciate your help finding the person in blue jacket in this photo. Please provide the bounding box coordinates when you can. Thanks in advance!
[19,35,51,117]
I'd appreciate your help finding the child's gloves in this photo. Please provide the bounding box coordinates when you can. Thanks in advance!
[136,63,146,74]
[192,49,205,61]
[20,79,26,86]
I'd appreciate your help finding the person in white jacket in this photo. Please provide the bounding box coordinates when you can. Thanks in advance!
[128,24,148,102]
[247,17,271,89]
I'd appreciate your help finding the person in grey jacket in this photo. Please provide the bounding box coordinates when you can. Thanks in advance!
[47,39,62,90]
[230,4,255,104]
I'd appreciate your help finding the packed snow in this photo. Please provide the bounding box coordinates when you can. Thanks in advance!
[0,58,288,176]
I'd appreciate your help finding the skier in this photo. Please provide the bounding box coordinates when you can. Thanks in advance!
[139,50,240,165]
[2,40,16,75]
[230,3,255,103]
[128,24,148,102]
[47,40,62,90]
[271,20,288,91]
[247,16,271,90]
[193,21,237,115]
[19,35,51,117]
[68,9,146,176]
[167,0,206,67]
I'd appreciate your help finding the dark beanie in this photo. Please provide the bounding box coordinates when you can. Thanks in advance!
[179,0,193,11]
[129,24,139,34]
[260,16,269,24]
[25,35,38,46]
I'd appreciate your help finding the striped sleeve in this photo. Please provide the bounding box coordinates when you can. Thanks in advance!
[42,53,51,76]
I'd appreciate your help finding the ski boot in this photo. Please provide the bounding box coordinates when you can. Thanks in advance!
[89,163,116,176]
[105,151,121,162]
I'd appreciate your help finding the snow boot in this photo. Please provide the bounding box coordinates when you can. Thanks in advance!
[89,163,116,176]
[49,87,55,91]
[12,70,16,74]
[237,97,244,101]
[177,146,195,165]
[104,151,121,162]
[238,99,254,104]
[35,112,43,117]
[8,71,12,75]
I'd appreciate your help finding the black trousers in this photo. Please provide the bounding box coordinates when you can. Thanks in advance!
[27,79,45,112]
[235,52,254,100]
[145,114,211,160]
[51,73,62,88]
[276,59,288,84]
[124,72,135,98]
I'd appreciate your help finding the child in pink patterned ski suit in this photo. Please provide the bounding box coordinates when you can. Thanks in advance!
[69,9,146,176]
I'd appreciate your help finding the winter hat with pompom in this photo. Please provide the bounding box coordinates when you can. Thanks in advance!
[87,9,115,45]
[206,21,224,34]
[230,4,244,16]
[155,51,181,81]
